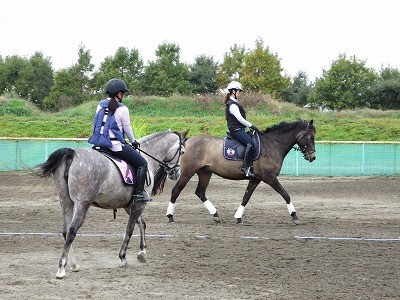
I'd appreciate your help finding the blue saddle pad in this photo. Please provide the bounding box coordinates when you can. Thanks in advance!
[223,132,261,161]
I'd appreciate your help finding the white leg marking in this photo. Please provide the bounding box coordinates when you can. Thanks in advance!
[203,200,217,215]
[234,205,245,219]
[166,202,176,216]
[287,202,296,215]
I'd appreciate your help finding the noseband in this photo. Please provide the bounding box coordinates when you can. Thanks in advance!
[295,122,316,159]
[162,132,185,174]
[135,132,185,173]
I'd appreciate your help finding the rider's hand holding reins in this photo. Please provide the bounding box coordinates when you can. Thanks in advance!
[131,140,140,149]
[250,125,260,133]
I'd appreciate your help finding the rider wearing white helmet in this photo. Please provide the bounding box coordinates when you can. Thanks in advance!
[224,81,260,178]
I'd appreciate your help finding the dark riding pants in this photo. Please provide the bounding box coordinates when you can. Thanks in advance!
[113,143,147,169]
[230,128,254,148]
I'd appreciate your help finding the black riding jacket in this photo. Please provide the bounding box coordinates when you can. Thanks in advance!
[225,99,247,131]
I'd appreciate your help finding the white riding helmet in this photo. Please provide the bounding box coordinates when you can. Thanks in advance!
[227,81,244,92]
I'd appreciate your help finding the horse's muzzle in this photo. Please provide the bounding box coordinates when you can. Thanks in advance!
[168,168,181,180]
[305,151,316,162]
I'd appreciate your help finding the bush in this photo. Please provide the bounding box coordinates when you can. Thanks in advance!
[0,104,31,116]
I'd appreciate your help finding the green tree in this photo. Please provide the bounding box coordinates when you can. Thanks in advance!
[310,54,378,110]
[0,56,5,94]
[240,39,290,97]
[282,71,312,106]
[366,67,400,109]
[71,45,94,99]
[43,45,93,110]
[216,44,246,88]
[189,55,218,94]
[2,55,28,94]
[14,52,53,106]
[92,47,144,94]
[142,42,191,96]
[379,66,400,80]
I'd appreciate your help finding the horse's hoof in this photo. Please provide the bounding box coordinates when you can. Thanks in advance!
[236,218,242,224]
[292,219,300,225]
[291,212,300,225]
[213,212,221,223]
[167,214,175,223]
[137,251,147,263]
[56,268,66,279]
[70,264,80,272]
[120,259,128,268]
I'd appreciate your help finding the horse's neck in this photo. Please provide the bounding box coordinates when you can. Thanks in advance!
[265,130,299,156]
[141,133,176,161]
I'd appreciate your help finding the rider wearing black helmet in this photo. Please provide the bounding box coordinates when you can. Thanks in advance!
[91,78,150,202]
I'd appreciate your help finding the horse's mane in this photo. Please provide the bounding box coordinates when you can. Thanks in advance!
[152,165,167,196]
[139,130,172,144]
[263,120,308,134]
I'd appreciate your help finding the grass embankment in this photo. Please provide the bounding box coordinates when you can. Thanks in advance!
[0,94,399,141]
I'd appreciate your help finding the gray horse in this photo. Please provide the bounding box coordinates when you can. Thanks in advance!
[35,130,187,279]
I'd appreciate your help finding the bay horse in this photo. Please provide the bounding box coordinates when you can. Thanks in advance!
[166,120,315,224]
[35,130,187,279]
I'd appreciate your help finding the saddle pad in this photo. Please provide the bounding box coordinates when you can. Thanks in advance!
[223,133,261,161]
[101,152,135,185]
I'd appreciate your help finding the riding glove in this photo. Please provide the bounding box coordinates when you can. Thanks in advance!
[132,140,140,149]
[250,125,260,132]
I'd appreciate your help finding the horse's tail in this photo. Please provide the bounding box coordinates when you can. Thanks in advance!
[35,148,75,178]
[151,165,168,196]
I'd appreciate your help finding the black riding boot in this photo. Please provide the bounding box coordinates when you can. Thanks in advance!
[241,144,255,178]
[132,166,151,202]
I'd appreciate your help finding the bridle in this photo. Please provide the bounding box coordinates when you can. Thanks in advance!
[137,131,185,175]
[293,121,316,159]
[258,121,315,159]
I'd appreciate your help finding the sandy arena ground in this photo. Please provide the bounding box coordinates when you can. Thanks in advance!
[0,171,399,300]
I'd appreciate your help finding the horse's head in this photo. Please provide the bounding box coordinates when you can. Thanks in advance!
[151,130,188,196]
[163,130,188,180]
[296,120,316,162]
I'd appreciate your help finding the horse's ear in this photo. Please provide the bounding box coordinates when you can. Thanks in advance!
[310,119,314,125]
[182,130,189,141]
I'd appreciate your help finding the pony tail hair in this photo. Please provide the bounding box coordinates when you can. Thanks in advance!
[223,93,230,104]
[108,96,119,115]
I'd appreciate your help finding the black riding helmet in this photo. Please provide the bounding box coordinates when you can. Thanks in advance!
[105,78,130,95]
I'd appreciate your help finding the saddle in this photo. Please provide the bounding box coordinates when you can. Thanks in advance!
[92,146,135,185]
[223,132,261,161]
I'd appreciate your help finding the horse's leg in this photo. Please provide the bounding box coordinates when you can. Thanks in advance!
[167,172,195,223]
[136,216,147,263]
[119,202,147,267]
[266,176,299,223]
[194,170,220,223]
[56,201,90,279]
[234,179,261,224]
[59,195,80,273]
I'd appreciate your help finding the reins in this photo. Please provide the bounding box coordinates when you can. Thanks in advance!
[135,132,184,171]
[257,121,315,156]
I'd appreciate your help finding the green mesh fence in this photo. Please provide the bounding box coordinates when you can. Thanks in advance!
[0,138,399,176]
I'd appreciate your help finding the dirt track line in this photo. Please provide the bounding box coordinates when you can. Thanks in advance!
[1,232,399,242]
[295,235,400,242]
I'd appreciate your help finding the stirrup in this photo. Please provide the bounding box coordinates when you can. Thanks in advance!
[241,166,255,178]
[132,192,152,202]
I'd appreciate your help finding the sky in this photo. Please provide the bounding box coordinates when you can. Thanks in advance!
[1,0,399,80]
